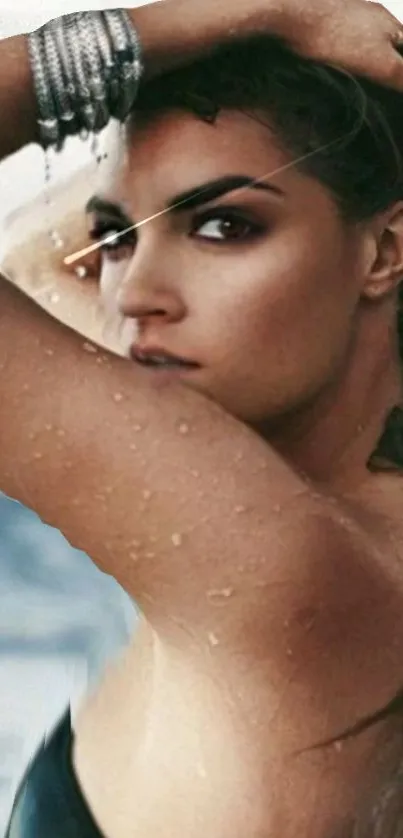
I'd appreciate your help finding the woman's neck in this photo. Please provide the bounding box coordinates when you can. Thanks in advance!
[263,314,403,489]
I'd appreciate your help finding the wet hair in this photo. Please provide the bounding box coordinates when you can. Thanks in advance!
[132,33,403,471]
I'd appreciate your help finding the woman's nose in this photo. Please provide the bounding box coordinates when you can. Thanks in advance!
[117,259,185,324]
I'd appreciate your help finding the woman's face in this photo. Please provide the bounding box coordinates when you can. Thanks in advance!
[88,109,368,428]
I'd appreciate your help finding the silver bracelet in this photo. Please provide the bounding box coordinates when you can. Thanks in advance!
[27,10,144,151]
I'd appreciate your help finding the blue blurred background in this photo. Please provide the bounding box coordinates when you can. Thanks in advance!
[0,493,137,836]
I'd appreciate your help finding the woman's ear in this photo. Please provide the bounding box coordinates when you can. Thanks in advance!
[361,202,403,301]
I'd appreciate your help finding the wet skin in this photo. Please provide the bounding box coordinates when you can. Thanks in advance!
[64,108,403,838]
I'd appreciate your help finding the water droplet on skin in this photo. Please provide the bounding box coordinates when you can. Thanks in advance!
[129,443,137,451]
[234,505,246,514]
[252,578,268,590]
[22,384,30,392]
[75,265,88,280]
[104,541,115,554]
[206,587,234,604]
[44,348,54,357]
[196,762,207,779]
[142,489,152,501]
[129,551,139,562]
[272,504,281,513]
[178,423,189,435]
[334,741,343,753]
[171,532,183,547]
[113,392,124,403]
[208,631,219,647]
[83,342,98,354]
[286,648,293,657]
[50,292,60,304]
[33,452,43,460]
[57,429,65,438]
[50,231,64,249]
[44,424,53,432]
[133,424,142,432]
[190,469,200,478]
[145,552,156,559]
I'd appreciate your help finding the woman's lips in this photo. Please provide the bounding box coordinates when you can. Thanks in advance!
[130,345,200,369]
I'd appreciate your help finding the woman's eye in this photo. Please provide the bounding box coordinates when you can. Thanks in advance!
[192,212,262,243]
[89,224,135,260]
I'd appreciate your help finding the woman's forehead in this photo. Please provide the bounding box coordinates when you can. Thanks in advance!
[109,109,304,209]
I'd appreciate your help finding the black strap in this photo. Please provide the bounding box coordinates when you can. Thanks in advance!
[6,707,105,838]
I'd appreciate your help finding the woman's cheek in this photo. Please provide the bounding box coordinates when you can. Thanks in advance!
[99,259,129,316]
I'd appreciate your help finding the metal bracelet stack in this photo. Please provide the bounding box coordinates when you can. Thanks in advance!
[27,10,143,152]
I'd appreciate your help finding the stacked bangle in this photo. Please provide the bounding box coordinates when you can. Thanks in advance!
[27,10,143,152]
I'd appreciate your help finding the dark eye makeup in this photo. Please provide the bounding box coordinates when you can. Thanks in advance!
[88,205,266,259]
[190,207,265,243]
[89,220,136,251]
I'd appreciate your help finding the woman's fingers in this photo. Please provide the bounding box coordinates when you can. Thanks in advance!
[285,0,403,91]
[377,42,403,90]
[350,1,403,89]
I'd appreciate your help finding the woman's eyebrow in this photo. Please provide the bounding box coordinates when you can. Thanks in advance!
[166,174,285,212]
[85,173,284,221]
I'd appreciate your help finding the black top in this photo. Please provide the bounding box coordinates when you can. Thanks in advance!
[6,709,105,838]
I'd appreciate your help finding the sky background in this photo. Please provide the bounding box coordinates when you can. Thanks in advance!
[0,0,402,834]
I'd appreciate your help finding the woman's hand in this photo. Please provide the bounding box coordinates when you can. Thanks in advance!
[276,0,403,90]
[131,0,403,90]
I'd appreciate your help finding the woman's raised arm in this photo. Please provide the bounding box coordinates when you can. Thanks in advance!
[0,275,324,635]
[1,0,403,161]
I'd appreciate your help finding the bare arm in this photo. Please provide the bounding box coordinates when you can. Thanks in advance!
[1,0,403,161]
[0,276,322,631]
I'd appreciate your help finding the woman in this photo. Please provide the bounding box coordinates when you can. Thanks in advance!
[2,1,403,836]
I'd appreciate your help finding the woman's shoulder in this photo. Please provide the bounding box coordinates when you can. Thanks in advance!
[342,471,403,563]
